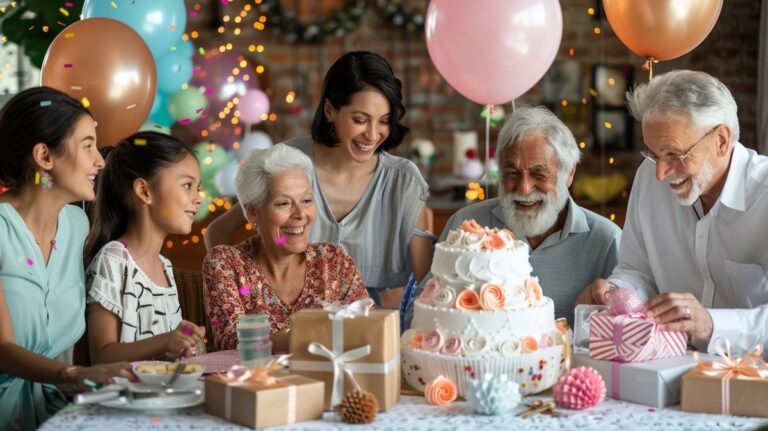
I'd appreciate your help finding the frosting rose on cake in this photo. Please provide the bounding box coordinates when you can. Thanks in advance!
[479,283,505,310]
[425,375,458,405]
[401,329,420,349]
[463,335,488,356]
[455,289,482,311]
[524,277,543,303]
[497,339,522,355]
[441,337,463,356]
[431,287,456,308]
[540,332,556,348]
[458,219,485,235]
[483,231,506,250]
[460,232,485,250]
[421,329,445,352]
[521,335,539,353]
[419,277,442,305]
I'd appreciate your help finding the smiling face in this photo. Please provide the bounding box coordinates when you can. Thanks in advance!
[147,153,202,235]
[324,89,391,162]
[247,168,316,257]
[498,133,572,238]
[642,116,725,206]
[48,114,104,201]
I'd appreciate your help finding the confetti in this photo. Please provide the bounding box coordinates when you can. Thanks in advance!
[275,236,286,245]
[80,97,90,108]
[195,108,204,114]
[126,104,136,110]
[34,172,40,184]
[169,24,176,31]
[64,32,75,39]
[182,327,193,335]
[110,1,117,8]
[39,100,52,107]
[189,11,197,17]
[42,26,49,33]
[70,85,82,90]
[238,287,251,295]
[26,258,33,266]
[169,45,177,51]
[180,118,191,125]
[65,2,73,7]
[59,7,69,16]
[220,0,228,4]
[63,63,72,68]
[159,209,171,215]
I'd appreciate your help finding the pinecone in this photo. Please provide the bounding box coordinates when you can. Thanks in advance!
[337,389,378,424]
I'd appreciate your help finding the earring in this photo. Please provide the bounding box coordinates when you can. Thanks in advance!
[36,171,53,189]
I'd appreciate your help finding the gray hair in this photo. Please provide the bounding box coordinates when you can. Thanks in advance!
[626,70,739,146]
[496,106,581,177]
[235,143,314,214]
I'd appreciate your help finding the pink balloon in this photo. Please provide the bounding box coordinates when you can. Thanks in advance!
[425,0,563,105]
[238,89,270,125]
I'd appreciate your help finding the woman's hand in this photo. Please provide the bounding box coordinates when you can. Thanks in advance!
[58,362,135,393]
[165,320,205,359]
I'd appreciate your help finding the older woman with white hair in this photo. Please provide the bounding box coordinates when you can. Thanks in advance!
[202,143,369,351]
[581,70,768,358]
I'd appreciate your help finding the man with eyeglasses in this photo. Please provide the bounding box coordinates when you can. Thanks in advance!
[578,70,768,356]
[405,106,621,328]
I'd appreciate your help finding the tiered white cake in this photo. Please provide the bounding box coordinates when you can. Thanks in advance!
[402,220,567,396]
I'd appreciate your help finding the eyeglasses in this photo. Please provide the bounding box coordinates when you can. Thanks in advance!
[640,125,719,168]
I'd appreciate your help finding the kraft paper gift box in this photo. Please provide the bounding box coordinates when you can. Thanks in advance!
[681,346,768,417]
[289,300,400,411]
[573,352,702,407]
[204,373,324,429]
[589,311,687,362]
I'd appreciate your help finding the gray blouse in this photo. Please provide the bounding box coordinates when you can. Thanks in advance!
[285,136,428,290]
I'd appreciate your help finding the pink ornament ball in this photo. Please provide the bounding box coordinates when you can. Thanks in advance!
[553,366,606,410]
[605,287,645,315]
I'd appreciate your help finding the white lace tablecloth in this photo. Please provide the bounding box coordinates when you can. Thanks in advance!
[40,395,767,431]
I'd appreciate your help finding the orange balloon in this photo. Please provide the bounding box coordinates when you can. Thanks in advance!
[602,0,723,61]
[42,18,157,148]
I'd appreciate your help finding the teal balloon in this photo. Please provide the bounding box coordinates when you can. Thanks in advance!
[178,39,194,57]
[149,92,174,126]
[156,50,193,93]
[82,0,187,58]
[193,142,232,183]
[167,87,208,122]
[139,121,171,135]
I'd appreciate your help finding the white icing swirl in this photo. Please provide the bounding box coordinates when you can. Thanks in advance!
[431,287,456,308]
[497,339,522,355]
[463,335,488,357]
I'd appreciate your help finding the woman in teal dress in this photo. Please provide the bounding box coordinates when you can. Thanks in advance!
[0,87,133,430]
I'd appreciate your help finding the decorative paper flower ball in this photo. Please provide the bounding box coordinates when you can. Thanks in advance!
[605,287,645,315]
[466,373,521,415]
[553,366,606,410]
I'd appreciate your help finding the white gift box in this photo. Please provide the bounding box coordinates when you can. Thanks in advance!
[573,352,705,407]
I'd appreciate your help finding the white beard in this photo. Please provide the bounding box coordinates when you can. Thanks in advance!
[499,174,570,238]
[665,160,716,206]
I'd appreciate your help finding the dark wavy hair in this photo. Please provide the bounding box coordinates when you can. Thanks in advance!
[84,131,195,264]
[311,51,409,152]
[0,86,92,190]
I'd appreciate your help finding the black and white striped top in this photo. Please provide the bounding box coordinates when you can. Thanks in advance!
[85,241,182,342]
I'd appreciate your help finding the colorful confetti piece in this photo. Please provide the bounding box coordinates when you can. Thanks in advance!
[64,32,75,39]
[39,100,52,107]
[70,85,82,90]
[238,287,251,295]
[34,172,40,184]
[169,24,176,31]
[80,97,90,108]
[195,108,204,114]
[63,63,72,68]
[26,258,33,266]
[180,118,191,125]
[59,7,69,16]
[110,1,117,8]
[182,327,193,335]
[126,104,136,110]
[275,236,286,245]
[160,209,171,215]
[65,2,73,7]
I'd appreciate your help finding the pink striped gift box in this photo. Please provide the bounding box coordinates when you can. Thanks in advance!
[589,311,687,362]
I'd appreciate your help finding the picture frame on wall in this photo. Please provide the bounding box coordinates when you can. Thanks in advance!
[541,59,582,103]
[594,108,632,151]
[593,64,633,107]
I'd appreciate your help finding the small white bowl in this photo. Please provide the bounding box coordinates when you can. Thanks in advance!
[132,361,205,389]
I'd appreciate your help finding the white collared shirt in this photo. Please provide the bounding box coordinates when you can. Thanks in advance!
[609,142,768,355]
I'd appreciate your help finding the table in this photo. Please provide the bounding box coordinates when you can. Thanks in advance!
[40,395,767,431]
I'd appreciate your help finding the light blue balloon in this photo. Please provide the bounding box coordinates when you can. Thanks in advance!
[156,50,193,93]
[177,39,195,57]
[82,0,187,58]
[149,92,174,126]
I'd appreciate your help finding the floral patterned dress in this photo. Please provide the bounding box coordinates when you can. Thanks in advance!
[202,237,370,351]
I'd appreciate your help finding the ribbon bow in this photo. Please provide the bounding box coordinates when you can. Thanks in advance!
[225,354,292,386]
[308,342,370,406]
[695,338,768,414]
[320,298,374,320]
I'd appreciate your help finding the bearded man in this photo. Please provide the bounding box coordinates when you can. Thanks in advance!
[579,70,768,357]
[406,106,621,327]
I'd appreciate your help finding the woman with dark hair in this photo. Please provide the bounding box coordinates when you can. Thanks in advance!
[84,132,205,364]
[205,51,432,307]
[0,87,133,430]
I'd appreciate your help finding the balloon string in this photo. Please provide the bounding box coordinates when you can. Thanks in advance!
[512,99,516,112]
[484,104,491,197]
[649,58,654,80]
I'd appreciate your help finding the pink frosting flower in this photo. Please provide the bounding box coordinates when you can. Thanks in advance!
[419,277,442,305]
[421,329,445,352]
[441,337,464,356]
[524,277,543,302]
[458,219,484,235]
[455,289,482,311]
[540,332,556,348]
[479,283,505,310]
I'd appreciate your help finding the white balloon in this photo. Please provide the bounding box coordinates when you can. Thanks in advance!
[235,131,273,161]
[213,161,239,197]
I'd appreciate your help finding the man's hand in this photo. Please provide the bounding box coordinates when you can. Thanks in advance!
[576,279,615,305]
[645,292,713,340]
